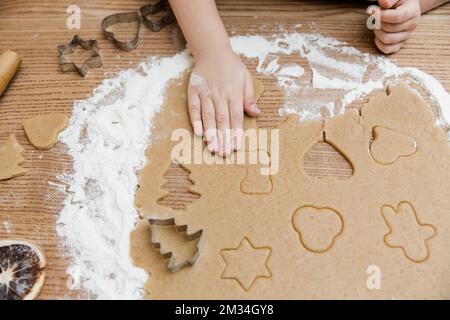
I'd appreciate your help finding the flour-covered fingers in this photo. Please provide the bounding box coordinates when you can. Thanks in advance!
[187,85,203,137]
[200,95,219,153]
[243,71,262,117]
[374,28,414,45]
[229,97,244,151]
[214,97,232,157]
[375,37,405,54]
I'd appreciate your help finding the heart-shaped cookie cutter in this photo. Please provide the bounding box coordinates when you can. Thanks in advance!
[101,11,142,52]
[102,0,184,52]
[57,35,102,77]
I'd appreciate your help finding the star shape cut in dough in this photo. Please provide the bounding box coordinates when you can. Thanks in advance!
[220,237,272,291]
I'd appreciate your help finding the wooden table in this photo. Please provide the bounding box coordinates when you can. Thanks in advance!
[0,0,449,300]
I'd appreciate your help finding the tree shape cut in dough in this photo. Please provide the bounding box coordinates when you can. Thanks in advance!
[381,201,436,263]
[22,113,69,150]
[238,150,273,194]
[302,132,353,179]
[292,205,344,253]
[370,126,417,165]
[220,237,272,291]
[0,135,27,180]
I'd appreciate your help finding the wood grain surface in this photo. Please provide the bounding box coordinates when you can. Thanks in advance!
[0,0,449,300]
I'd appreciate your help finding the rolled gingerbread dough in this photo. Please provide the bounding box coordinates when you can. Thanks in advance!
[0,134,27,180]
[22,113,68,150]
[131,75,450,299]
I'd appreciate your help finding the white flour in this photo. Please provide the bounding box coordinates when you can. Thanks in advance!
[231,33,450,130]
[58,32,450,300]
[57,52,193,299]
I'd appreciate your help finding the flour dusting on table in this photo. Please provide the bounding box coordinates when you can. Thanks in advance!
[58,32,450,300]
[57,52,192,299]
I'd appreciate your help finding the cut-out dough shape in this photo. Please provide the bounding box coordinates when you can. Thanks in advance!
[370,126,417,165]
[301,132,354,179]
[22,113,69,150]
[238,149,273,194]
[220,237,272,291]
[149,218,203,272]
[292,205,344,253]
[131,79,450,299]
[0,134,27,180]
[381,201,436,263]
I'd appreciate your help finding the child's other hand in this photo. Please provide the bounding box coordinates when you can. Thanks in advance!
[188,49,261,157]
[374,0,421,53]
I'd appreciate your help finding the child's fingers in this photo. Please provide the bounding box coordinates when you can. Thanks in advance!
[214,97,232,157]
[378,0,400,10]
[381,19,417,32]
[228,97,244,151]
[243,71,262,117]
[381,4,416,23]
[375,37,405,54]
[200,94,219,153]
[374,28,413,45]
[188,86,203,137]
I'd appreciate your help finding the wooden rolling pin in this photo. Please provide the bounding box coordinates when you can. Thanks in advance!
[0,50,21,97]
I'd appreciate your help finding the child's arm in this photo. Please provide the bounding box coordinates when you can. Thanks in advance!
[374,0,449,54]
[169,0,261,156]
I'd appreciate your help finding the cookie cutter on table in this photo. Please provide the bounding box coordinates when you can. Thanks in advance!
[140,0,176,32]
[57,35,102,77]
[148,217,203,273]
[101,11,142,51]
[102,0,185,51]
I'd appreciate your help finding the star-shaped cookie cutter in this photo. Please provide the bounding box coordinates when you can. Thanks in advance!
[57,35,102,77]
[148,217,203,273]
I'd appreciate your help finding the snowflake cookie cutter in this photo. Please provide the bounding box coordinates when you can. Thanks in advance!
[57,35,102,77]
[148,217,204,273]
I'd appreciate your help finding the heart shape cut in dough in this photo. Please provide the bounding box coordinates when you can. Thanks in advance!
[370,126,417,165]
[22,113,69,150]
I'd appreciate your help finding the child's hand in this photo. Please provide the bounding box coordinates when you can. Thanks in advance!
[188,49,261,157]
[374,0,421,53]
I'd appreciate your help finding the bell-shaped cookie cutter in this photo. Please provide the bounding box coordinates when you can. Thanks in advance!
[57,35,102,77]
[148,217,203,273]
[101,11,142,51]
[140,0,176,32]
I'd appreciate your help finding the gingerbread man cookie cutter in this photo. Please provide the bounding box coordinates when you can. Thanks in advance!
[140,0,176,32]
[57,35,102,77]
[102,0,183,52]
[148,218,203,272]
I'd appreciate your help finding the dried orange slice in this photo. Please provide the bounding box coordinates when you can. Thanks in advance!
[0,239,46,300]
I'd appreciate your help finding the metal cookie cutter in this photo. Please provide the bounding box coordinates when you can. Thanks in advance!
[148,218,203,273]
[101,11,142,51]
[140,0,176,32]
[57,35,102,77]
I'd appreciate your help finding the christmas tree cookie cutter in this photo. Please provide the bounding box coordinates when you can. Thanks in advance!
[148,217,204,272]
